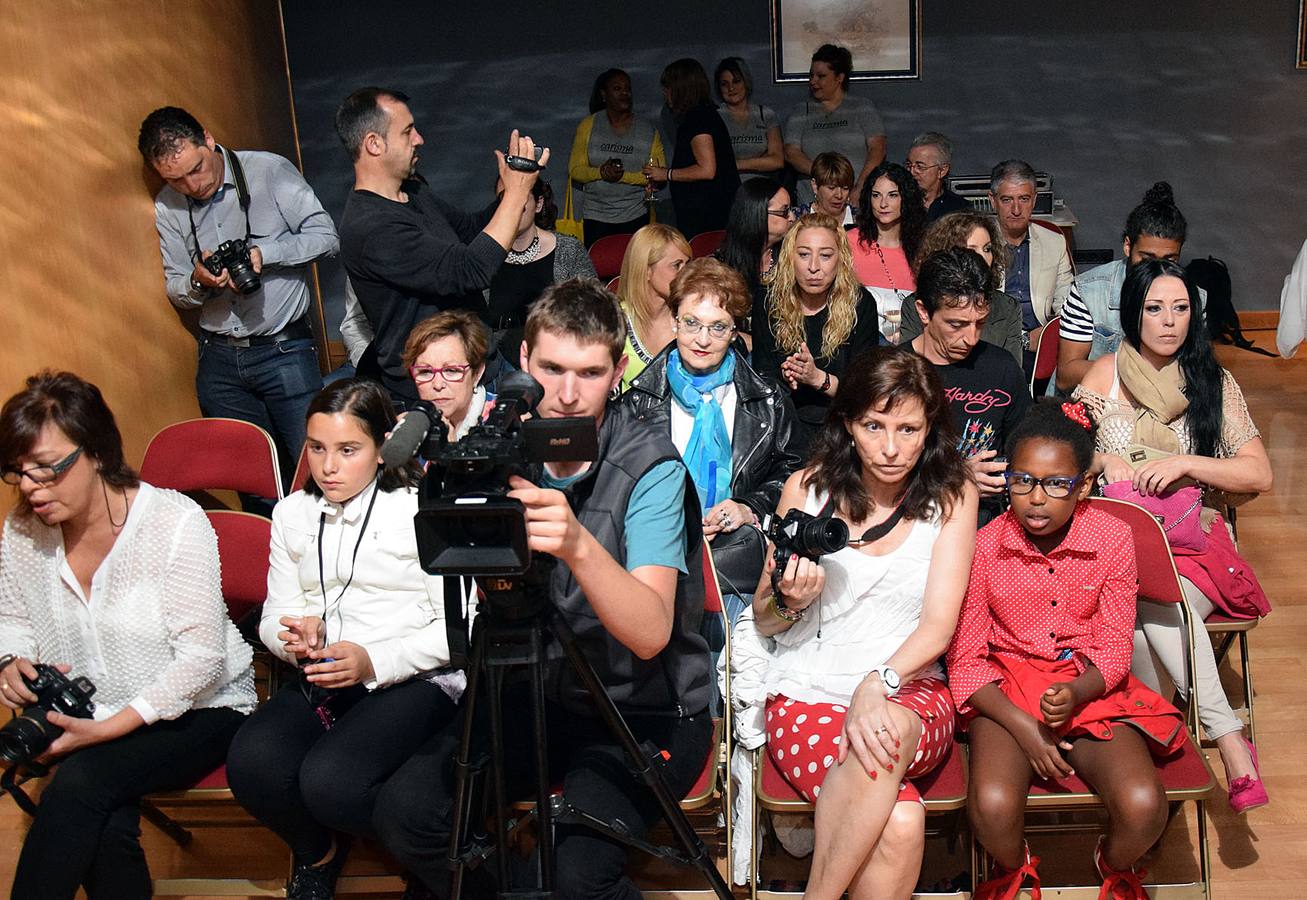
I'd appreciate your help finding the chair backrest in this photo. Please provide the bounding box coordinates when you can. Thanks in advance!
[141,418,282,499]
[588,233,633,281]
[688,229,726,258]
[1086,497,1184,605]
[290,445,312,494]
[205,510,272,626]
[1031,315,1061,390]
[605,275,621,295]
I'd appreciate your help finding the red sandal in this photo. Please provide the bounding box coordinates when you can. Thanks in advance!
[1094,836,1148,900]
[974,844,1041,900]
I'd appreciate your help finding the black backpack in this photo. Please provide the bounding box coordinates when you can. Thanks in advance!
[1186,256,1274,357]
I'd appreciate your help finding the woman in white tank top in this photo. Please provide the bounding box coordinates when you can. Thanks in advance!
[753,347,978,900]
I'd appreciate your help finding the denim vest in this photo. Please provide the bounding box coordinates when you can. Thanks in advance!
[1079,259,1207,361]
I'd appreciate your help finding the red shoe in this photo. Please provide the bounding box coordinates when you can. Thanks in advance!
[1227,736,1269,814]
[1094,836,1148,900]
[974,845,1041,900]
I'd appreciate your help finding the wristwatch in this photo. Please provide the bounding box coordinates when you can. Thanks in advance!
[871,665,901,696]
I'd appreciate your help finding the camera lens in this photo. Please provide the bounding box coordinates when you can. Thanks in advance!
[0,713,56,766]
[226,260,262,295]
[797,517,849,557]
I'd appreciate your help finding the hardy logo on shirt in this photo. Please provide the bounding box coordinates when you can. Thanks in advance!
[944,387,1012,415]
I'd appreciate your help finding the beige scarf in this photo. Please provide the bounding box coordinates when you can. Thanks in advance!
[1116,342,1187,453]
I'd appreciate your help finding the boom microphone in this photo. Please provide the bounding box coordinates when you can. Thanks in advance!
[380,400,441,467]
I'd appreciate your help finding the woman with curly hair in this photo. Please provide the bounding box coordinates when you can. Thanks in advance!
[849,162,927,343]
[898,210,1024,363]
[751,212,879,435]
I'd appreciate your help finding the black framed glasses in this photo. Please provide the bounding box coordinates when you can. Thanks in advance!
[767,206,800,219]
[675,315,735,340]
[1,447,83,486]
[1005,471,1082,499]
[904,161,941,175]
[409,364,471,385]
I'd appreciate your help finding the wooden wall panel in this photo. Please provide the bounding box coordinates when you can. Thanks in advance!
[0,1,298,517]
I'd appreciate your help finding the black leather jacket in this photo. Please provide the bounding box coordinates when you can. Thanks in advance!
[623,347,805,520]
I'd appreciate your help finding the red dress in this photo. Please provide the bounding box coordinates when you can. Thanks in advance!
[946,506,1186,754]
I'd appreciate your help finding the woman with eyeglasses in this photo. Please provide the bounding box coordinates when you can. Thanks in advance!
[0,371,255,900]
[226,378,467,899]
[624,257,803,614]
[755,347,977,900]
[716,178,796,307]
[1073,259,1273,814]
[403,310,496,439]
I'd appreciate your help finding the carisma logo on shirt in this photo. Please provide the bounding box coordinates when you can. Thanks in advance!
[598,142,635,154]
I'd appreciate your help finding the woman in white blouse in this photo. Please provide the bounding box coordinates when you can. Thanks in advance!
[0,371,255,900]
[226,378,465,900]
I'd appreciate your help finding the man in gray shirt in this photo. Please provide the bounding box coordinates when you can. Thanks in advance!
[139,107,337,485]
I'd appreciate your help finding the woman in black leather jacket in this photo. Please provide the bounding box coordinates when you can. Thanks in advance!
[624,257,804,611]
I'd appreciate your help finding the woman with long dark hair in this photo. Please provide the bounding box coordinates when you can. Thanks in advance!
[716,178,795,302]
[0,372,255,900]
[227,379,467,898]
[642,58,740,239]
[850,162,927,343]
[755,347,977,900]
[1074,259,1273,813]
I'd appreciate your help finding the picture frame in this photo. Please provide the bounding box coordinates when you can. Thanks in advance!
[1299,0,1307,68]
[771,0,921,82]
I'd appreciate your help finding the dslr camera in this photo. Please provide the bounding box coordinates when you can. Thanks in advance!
[0,664,96,767]
[203,238,262,295]
[764,509,848,594]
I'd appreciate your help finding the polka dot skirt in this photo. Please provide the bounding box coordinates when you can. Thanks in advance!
[765,678,955,805]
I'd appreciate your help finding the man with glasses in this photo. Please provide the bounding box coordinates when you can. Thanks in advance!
[334,87,547,407]
[906,132,969,221]
[908,248,1031,525]
[140,106,338,485]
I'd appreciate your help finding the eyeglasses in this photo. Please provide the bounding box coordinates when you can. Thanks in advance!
[409,364,472,385]
[675,315,735,340]
[1,447,83,486]
[904,161,941,175]
[767,206,800,219]
[1005,471,1082,499]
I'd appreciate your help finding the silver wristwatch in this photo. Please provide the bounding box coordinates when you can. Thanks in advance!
[871,665,901,696]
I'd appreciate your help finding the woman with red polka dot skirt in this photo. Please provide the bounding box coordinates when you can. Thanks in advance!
[947,401,1187,900]
[753,348,978,900]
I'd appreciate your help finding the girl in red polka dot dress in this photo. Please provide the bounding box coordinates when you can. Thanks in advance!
[947,400,1187,900]
[755,349,978,900]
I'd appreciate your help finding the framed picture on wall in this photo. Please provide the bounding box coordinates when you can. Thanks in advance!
[771,0,921,82]
[1299,0,1307,68]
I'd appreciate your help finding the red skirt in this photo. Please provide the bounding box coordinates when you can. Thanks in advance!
[973,653,1186,755]
[765,677,955,805]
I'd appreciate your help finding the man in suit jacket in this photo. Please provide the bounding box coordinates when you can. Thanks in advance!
[989,159,1074,360]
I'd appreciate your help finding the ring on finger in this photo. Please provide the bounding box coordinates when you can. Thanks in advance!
[874,726,889,735]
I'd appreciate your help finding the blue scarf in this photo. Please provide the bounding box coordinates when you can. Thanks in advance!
[666,349,735,511]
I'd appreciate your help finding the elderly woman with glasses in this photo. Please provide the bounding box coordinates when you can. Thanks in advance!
[402,310,495,438]
[625,257,803,611]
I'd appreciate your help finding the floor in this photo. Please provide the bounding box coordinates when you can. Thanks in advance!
[0,331,1300,898]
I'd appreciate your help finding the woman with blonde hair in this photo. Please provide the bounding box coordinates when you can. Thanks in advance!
[751,212,879,434]
[616,223,692,391]
[897,210,1024,363]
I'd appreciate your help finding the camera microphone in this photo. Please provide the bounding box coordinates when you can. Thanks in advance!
[380,401,441,467]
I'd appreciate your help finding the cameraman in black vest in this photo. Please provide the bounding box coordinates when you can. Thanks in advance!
[374,278,713,900]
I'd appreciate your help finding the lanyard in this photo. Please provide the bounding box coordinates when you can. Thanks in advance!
[315,477,381,646]
[185,145,252,264]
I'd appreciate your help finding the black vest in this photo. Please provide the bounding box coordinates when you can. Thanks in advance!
[547,403,711,717]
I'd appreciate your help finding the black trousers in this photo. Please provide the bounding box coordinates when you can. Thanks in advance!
[226,677,458,864]
[373,684,713,900]
[10,706,245,900]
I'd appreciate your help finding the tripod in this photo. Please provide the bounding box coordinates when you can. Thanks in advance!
[445,571,732,900]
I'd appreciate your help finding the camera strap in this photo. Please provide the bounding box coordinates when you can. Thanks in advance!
[315,476,381,648]
[818,496,906,547]
[1,763,46,816]
[185,145,253,264]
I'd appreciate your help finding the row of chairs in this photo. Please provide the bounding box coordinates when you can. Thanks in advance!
[588,229,727,282]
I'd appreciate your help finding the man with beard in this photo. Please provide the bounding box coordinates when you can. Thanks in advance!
[335,87,547,405]
[909,248,1031,525]
[1056,181,1203,391]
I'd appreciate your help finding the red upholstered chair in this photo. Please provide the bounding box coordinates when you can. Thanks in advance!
[140,417,283,501]
[968,497,1217,899]
[688,229,726,259]
[606,275,621,295]
[289,444,312,494]
[588,233,633,281]
[1030,315,1061,396]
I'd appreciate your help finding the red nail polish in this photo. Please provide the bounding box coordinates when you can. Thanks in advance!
[892,753,900,762]
[869,770,877,780]
[895,740,901,748]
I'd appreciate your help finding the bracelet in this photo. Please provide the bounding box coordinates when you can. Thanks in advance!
[666,167,673,183]
[768,593,804,622]
[819,370,832,393]
[0,654,15,673]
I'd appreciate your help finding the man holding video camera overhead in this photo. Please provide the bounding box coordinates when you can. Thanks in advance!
[335,87,549,407]
[140,106,338,482]
[374,279,714,900]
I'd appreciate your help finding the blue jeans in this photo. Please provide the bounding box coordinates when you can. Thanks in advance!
[196,336,322,493]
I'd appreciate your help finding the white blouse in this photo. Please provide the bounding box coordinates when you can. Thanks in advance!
[260,482,468,697]
[0,484,256,723]
[765,487,944,706]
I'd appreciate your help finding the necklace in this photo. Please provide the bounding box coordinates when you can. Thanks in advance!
[872,240,906,299]
[506,232,541,264]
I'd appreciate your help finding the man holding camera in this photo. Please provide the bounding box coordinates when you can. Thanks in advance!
[374,279,714,900]
[140,106,337,481]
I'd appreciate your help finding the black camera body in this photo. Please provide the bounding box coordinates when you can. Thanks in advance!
[203,237,262,295]
[764,508,849,590]
[0,664,96,767]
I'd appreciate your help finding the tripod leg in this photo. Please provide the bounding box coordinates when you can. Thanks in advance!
[527,626,555,894]
[485,655,512,892]
[448,620,489,900]
[549,613,732,900]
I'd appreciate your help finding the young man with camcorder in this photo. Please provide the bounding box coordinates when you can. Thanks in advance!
[373,278,714,900]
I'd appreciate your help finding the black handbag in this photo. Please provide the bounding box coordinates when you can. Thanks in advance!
[707,522,767,597]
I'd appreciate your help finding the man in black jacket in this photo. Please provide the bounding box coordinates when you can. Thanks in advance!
[335,87,547,404]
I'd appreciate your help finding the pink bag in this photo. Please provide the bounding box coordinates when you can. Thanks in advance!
[1102,482,1207,552]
